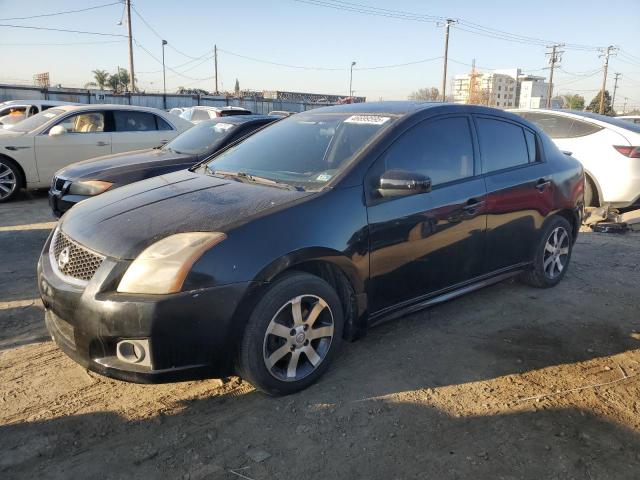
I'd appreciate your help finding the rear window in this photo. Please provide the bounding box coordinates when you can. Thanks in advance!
[114,111,167,132]
[220,110,251,116]
[191,109,212,121]
[518,112,602,139]
[575,111,640,134]
[476,117,530,173]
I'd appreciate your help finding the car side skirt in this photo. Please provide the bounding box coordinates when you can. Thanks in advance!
[368,262,530,326]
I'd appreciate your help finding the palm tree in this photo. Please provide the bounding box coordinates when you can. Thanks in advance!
[92,69,109,90]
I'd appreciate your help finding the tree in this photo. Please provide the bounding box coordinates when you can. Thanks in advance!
[234,78,240,95]
[561,94,585,110]
[92,69,109,90]
[408,87,440,101]
[176,87,210,95]
[586,90,613,115]
[107,68,130,94]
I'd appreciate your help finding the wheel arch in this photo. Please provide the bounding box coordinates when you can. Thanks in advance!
[232,248,368,347]
[0,153,26,188]
[582,168,603,207]
[549,209,580,244]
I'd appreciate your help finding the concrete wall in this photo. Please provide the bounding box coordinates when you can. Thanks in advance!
[0,84,336,114]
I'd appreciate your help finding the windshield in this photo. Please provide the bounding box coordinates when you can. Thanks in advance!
[164,120,236,155]
[204,112,395,190]
[11,108,65,132]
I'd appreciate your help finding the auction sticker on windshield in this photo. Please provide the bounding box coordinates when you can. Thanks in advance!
[344,115,390,125]
[214,123,234,131]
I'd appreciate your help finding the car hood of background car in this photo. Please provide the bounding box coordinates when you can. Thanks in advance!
[56,148,196,182]
[60,169,314,260]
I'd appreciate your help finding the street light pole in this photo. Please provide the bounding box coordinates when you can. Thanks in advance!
[162,40,167,109]
[349,61,356,99]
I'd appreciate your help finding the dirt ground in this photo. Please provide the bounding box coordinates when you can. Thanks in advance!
[1,191,639,480]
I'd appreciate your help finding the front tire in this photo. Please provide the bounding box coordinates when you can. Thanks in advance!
[520,216,573,288]
[237,272,344,395]
[0,157,22,202]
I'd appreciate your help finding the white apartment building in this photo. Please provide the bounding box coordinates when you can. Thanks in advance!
[452,70,519,108]
[518,76,551,109]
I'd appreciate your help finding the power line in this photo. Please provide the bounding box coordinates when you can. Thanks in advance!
[0,23,127,37]
[0,2,121,21]
[131,4,206,60]
[291,0,602,50]
[0,40,125,46]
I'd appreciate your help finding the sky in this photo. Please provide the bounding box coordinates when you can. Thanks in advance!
[1,0,639,109]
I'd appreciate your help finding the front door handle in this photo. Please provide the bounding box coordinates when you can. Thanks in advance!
[536,178,551,192]
[96,141,110,147]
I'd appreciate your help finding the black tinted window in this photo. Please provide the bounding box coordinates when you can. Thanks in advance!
[524,130,538,162]
[114,111,157,132]
[156,115,173,130]
[476,118,529,173]
[520,113,601,138]
[381,117,475,186]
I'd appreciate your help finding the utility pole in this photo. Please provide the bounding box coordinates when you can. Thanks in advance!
[545,43,564,108]
[125,0,135,93]
[214,44,218,94]
[162,40,167,107]
[611,72,621,114]
[440,19,456,102]
[349,61,356,98]
[623,97,628,114]
[599,45,617,115]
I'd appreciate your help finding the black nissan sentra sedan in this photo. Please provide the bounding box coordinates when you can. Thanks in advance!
[48,114,278,217]
[38,102,583,395]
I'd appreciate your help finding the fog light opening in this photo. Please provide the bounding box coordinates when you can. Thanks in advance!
[116,339,150,366]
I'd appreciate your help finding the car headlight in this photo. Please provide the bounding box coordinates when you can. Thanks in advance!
[117,232,226,294]
[68,180,113,196]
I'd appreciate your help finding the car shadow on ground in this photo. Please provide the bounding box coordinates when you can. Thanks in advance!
[1,383,639,479]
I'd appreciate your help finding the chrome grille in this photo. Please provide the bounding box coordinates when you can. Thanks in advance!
[52,176,67,192]
[51,229,104,282]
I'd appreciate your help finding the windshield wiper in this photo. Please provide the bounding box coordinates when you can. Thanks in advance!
[206,169,304,191]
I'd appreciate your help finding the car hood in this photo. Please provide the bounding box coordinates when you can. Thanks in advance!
[55,148,196,182]
[60,169,314,259]
[0,128,27,138]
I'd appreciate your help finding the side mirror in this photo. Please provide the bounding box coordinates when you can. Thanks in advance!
[49,125,67,137]
[378,169,432,198]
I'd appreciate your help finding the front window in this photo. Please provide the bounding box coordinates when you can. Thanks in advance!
[204,112,396,190]
[56,112,105,133]
[10,108,65,132]
[164,121,237,155]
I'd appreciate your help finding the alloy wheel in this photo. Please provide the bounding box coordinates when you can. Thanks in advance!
[0,161,17,200]
[543,226,569,279]
[263,294,334,382]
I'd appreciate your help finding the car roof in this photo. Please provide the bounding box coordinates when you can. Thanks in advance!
[50,104,173,114]
[191,105,250,111]
[0,99,78,106]
[201,114,277,125]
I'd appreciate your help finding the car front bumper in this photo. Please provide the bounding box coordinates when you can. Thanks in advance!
[48,189,90,218]
[38,238,254,383]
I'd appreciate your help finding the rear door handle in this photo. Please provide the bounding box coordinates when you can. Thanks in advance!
[96,141,110,146]
[463,198,485,213]
[536,178,551,192]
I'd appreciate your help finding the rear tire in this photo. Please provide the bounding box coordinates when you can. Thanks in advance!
[237,272,344,396]
[519,216,573,288]
[0,157,22,203]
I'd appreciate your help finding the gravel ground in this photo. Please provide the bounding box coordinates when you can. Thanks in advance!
[1,191,639,479]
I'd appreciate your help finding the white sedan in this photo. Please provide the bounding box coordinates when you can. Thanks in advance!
[513,109,640,207]
[0,104,192,202]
